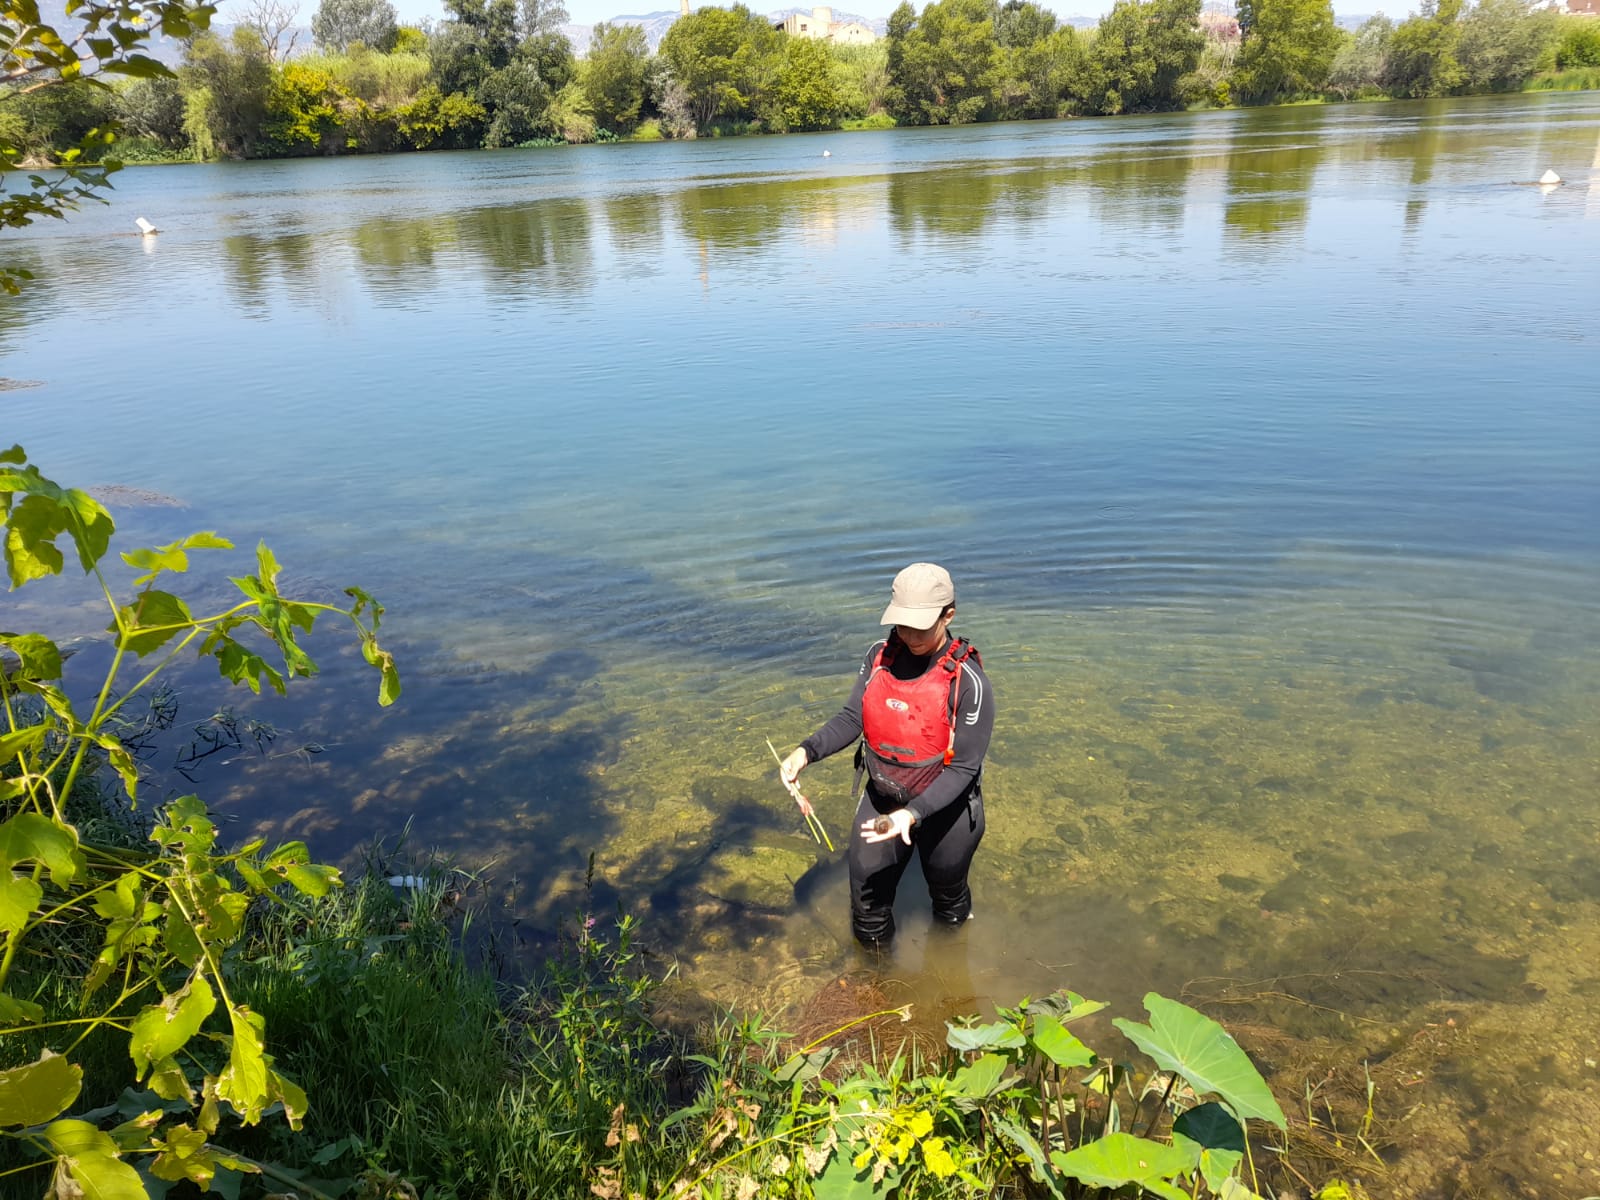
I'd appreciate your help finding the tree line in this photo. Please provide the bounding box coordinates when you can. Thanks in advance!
[3,0,1599,165]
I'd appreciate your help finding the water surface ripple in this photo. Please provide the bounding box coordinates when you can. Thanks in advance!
[5,91,1600,1194]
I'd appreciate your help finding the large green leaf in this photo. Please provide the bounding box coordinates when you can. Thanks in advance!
[149,1123,213,1185]
[130,976,216,1077]
[1173,1104,1245,1192]
[264,842,341,897]
[151,796,217,855]
[5,492,67,585]
[60,488,114,571]
[0,811,84,883]
[1,484,113,586]
[0,632,62,679]
[946,1019,1026,1053]
[267,1067,307,1131]
[45,1120,146,1200]
[0,873,43,935]
[1173,1101,1245,1150]
[949,1052,1014,1099]
[0,991,45,1027]
[0,725,47,762]
[1049,1132,1193,1200]
[0,1051,82,1126]
[1113,994,1287,1129]
[114,589,194,656]
[1031,1013,1097,1068]
[811,1145,883,1200]
[217,1006,269,1124]
[1030,989,1109,1024]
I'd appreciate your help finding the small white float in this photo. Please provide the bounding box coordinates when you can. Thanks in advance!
[822,150,831,157]
[1539,169,1561,185]
[134,216,159,235]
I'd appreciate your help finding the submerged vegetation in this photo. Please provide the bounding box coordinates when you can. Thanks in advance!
[0,448,1315,1199]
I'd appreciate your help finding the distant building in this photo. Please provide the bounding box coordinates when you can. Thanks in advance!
[777,6,877,43]
[1562,0,1599,14]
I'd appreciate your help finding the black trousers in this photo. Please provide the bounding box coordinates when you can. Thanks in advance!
[848,784,985,946]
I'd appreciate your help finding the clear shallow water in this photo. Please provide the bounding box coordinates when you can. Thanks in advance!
[6,92,1600,1194]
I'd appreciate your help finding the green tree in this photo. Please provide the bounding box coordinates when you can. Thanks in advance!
[430,0,521,97]
[1233,0,1339,101]
[1553,15,1600,68]
[429,0,571,145]
[181,28,274,158]
[1081,0,1204,114]
[884,0,999,125]
[829,40,889,117]
[582,22,649,132]
[2,0,214,291]
[995,0,1056,49]
[311,0,400,51]
[523,27,576,96]
[882,0,923,117]
[770,34,841,131]
[115,75,189,148]
[992,0,1076,118]
[996,25,1084,118]
[520,0,567,37]
[480,59,552,144]
[657,4,776,131]
[1455,0,1557,92]
[1325,14,1392,98]
[265,61,348,154]
[1382,0,1466,97]
[1,79,117,162]
[393,23,430,53]
[393,82,486,147]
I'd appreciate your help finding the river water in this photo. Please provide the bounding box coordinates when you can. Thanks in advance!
[5,92,1600,1195]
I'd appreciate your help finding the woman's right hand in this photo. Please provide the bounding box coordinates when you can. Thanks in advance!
[779,747,813,817]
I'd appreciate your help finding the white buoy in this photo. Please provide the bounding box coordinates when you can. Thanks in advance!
[1539,169,1561,186]
[822,150,831,157]
[134,216,158,235]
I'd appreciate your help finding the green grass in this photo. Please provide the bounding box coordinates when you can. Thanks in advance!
[229,865,688,1198]
[1525,66,1600,91]
[109,137,196,164]
[841,112,898,130]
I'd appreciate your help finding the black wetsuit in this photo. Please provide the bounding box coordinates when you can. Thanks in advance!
[801,634,994,946]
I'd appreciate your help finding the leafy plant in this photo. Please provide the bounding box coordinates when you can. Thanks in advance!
[0,445,397,1195]
[648,984,1289,1200]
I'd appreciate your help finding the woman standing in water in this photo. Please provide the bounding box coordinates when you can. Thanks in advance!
[780,563,993,948]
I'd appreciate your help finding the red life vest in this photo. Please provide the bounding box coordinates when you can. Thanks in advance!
[860,636,980,804]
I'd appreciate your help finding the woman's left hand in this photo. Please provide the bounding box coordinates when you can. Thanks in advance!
[860,808,914,845]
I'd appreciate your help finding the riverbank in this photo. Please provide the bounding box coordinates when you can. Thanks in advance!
[56,68,1591,175]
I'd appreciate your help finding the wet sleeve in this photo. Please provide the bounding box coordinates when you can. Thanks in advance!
[906,659,993,823]
[799,642,880,764]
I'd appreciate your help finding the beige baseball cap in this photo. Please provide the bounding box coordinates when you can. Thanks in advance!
[879,562,955,629]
